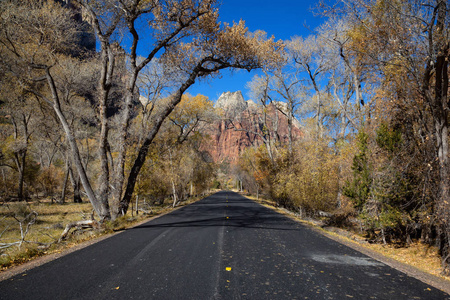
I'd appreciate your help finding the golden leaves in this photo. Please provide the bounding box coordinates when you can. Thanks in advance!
[215,20,285,70]
[169,93,214,128]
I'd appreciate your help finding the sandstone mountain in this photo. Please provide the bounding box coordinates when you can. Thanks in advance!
[201,91,302,163]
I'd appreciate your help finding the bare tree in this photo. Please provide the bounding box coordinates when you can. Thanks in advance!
[287,35,329,138]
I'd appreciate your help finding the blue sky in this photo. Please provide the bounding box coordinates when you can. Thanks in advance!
[187,0,325,102]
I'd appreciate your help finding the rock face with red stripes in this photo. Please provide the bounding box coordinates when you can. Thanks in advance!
[201,91,302,164]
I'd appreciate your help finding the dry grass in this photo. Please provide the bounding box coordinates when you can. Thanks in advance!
[0,200,95,269]
[0,195,205,271]
[364,241,445,279]
[245,193,450,283]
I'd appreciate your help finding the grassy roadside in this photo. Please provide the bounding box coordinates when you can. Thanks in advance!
[0,194,207,271]
[245,193,450,283]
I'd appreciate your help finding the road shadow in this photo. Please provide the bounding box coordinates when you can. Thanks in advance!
[131,191,304,232]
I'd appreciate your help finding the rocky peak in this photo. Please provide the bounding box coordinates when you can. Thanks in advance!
[201,91,303,164]
[246,100,258,113]
[215,91,248,117]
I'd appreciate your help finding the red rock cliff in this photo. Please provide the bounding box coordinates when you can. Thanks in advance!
[201,91,302,163]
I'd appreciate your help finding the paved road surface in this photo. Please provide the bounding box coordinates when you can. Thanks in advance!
[1,191,448,299]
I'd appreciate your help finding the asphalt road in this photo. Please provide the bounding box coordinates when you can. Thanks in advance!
[0,191,448,299]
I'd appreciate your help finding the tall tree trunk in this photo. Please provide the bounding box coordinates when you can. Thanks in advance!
[68,160,82,203]
[338,43,363,123]
[97,45,115,214]
[118,66,203,215]
[287,109,293,155]
[171,179,178,208]
[73,178,82,203]
[423,0,450,272]
[11,115,28,201]
[111,72,138,218]
[306,68,323,138]
[14,152,26,201]
[434,54,450,271]
[45,68,110,220]
[60,162,70,204]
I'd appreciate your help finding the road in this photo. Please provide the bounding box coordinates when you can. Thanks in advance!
[0,191,448,299]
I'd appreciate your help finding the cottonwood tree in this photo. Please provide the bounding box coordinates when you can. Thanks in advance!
[1,0,283,220]
[150,93,216,207]
[128,94,215,207]
[111,12,282,217]
[71,0,285,218]
[268,69,304,155]
[315,19,363,137]
[287,35,329,138]
[0,0,114,215]
[0,75,40,200]
[243,73,280,163]
[306,19,366,208]
[75,0,283,218]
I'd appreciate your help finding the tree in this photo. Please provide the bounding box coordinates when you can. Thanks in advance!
[0,76,39,200]
[116,20,283,216]
[129,94,216,207]
[0,0,104,211]
[244,72,280,163]
[343,131,371,211]
[287,35,329,138]
[269,70,304,156]
[1,0,283,220]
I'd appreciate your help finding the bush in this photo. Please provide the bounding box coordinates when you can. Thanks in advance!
[36,165,63,198]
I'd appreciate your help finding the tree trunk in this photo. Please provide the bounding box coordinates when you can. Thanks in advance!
[118,64,202,215]
[306,68,323,138]
[68,163,82,203]
[60,164,70,204]
[424,0,450,272]
[135,195,139,215]
[287,109,293,155]
[171,179,178,208]
[111,74,138,218]
[45,68,110,220]
[14,152,26,201]
[73,180,82,203]
[97,45,115,217]
[11,115,28,201]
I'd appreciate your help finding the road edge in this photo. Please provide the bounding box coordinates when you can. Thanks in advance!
[0,200,197,282]
[246,195,450,295]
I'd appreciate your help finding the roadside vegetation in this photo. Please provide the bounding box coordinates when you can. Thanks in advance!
[247,194,450,283]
